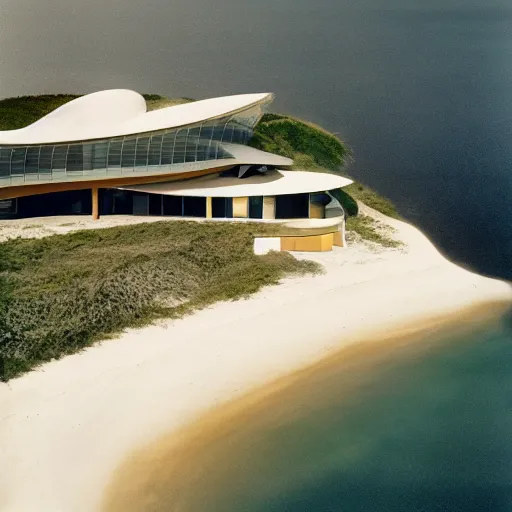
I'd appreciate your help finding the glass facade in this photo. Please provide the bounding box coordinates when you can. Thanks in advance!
[0,103,266,186]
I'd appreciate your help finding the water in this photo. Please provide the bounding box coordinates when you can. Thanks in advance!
[104,308,512,512]
[1,0,511,278]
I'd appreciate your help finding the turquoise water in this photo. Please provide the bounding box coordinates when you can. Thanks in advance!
[105,309,512,511]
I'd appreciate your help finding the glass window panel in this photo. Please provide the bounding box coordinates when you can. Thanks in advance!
[92,142,108,170]
[52,146,68,172]
[66,144,83,173]
[148,194,162,215]
[0,148,12,178]
[163,195,183,216]
[212,124,225,141]
[183,196,206,217]
[160,132,176,165]
[11,147,27,176]
[135,137,150,167]
[222,125,234,143]
[172,130,187,164]
[121,138,136,168]
[39,146,53,174]
[25,147,40,175]
[148,135,163,166]
[107,140,122,168]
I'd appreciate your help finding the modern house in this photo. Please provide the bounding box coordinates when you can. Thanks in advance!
[0,90,352,251]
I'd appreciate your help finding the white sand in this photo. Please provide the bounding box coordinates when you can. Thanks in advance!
[0,208,511,512]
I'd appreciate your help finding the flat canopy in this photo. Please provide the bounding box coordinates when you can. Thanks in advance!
[120,170,353,198]
[0,90,272,145]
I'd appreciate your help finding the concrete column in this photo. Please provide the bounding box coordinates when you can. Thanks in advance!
[92,188,99,220]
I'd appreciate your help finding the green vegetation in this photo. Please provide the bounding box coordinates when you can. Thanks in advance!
[0,221,319,381]
[252,113,350,171]
[0,95,79,131]
[343,183,400,219]
[346,215,402,248]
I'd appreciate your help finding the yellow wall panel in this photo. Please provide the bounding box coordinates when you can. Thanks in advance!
[280,234,334,252]
[233,197,249,218]
[309,203,325,219]
[206,197,212,219]
[263,196,275,219]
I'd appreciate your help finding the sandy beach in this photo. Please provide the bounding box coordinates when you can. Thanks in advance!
[0,207,511,512]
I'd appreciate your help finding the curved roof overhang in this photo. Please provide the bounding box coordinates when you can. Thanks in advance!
[0,90,273,145]
[120,170,353,198]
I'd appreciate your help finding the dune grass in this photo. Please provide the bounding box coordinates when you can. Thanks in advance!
[0,221,319,381]
[346,215,402,248]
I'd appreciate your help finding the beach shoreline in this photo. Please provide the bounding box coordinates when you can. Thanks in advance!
[101,301,511,512]
[1,208,511,511]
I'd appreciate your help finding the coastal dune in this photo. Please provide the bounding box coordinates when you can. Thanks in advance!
[0,207,511,511]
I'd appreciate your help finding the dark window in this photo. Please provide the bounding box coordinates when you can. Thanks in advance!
[163,195,183,216]
[66,145,83,173]
[25,147,40,175]
[0,198,17,216]
[249,196,263,219]
[11,148,27,176]
[0,148,11,178]
[212,197,233,218]
[92,142,108,170]
[212,197,226,218]
[39,146,53,175]
[275,193,310,219]
[161,132,175,165]
[173,130,187,164]
[112,190,133,214]
[135,137,150,167]
[52,146,68,172]
[183,196,206,217]
[148,194,162,215]
[108,140,123,169]
[148,135,163,166]
[310,192,331,206]
[83,144,94,171]
[121,139,136,168]
[133,193,149,215]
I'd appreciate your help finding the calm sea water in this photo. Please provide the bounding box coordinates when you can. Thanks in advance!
[1,0,511,278]
[105,309,512,512]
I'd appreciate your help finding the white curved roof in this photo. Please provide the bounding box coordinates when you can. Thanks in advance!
[121,170,353,197]
[0,90,272,145]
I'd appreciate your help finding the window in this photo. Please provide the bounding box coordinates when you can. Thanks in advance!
[0,148,12,178]
[51,146,67,172]
[121,138,136,168]
[248,196,263,219]
[107,140,123,169]
[25,147,40,175]
[183,196,206,217]
[11,148,27,176]
[163,195,183,216]
[148,194,162,215]
[92,142,108,170]
[148,135,163,166]
[161,132,175,165]
[66,145,83,173]
[39,146,53,175]
[212,197,233,218]
[275,194,310,219]
[135,137,150,167]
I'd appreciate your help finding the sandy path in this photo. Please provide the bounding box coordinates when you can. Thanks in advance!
[0,210,510,511]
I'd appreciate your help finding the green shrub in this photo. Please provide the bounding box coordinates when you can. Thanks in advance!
[252,115,350,171]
